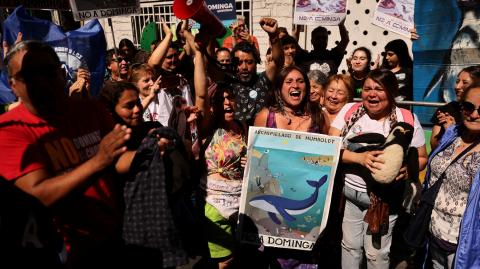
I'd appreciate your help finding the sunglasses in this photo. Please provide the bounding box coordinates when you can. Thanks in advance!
[461,101,480,115]
[113,57,127,63]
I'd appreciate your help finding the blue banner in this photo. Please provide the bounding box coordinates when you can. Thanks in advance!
[205,0,236,22]
[1,6,107,103]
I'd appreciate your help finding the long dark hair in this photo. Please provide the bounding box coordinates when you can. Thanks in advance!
[272,65,327,133]
[99,81,140,125]
[460,65,480,83]
[383,39,413,69]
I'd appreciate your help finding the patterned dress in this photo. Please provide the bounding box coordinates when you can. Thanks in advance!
[203,127,247,219]
[429,137,480,244]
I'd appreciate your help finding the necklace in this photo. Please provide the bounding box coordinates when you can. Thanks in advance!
[283,109,304,125]
[352,72,366,81]
[282,111,309,130]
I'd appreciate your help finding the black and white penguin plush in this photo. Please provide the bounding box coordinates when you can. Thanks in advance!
[346,122,421,212]
[346,122,414,184]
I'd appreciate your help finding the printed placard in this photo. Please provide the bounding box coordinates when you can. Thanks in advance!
[69,0,140,21]
[372,0,415,37]
[293,0,347,26]
[238,127,342,250]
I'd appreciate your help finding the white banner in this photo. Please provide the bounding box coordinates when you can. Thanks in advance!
[372,0,415,37]
[69,0,140,21]
[293,0,347,26]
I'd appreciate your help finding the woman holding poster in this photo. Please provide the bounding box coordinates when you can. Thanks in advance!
[254,65,330,268]
[329,69,427,269]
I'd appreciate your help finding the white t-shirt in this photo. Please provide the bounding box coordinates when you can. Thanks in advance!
[142,84,193,126]
[331,102,426,192]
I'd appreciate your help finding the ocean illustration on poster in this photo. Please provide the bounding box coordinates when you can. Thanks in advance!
[238,127,342,250]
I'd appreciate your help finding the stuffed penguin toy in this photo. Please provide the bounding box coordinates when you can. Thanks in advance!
[346,122,414,184]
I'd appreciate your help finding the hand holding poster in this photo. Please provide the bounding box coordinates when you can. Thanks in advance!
[238,127,342,250]
[372,0,415,37]
[293,0,347,25]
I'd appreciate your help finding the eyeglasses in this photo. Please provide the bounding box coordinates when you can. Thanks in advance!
[461,101,480,115]
[113,57,127,63]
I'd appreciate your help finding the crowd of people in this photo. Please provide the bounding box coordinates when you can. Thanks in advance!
[0,12,480,269]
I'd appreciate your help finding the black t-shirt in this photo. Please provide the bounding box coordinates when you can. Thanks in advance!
[231,72,272,125]
[298,47,345,76]
[393,67,413,101]
[352,76,366,98]
[0,178,64,268]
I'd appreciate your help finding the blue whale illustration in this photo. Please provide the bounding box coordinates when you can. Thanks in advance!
[249,175,328,224]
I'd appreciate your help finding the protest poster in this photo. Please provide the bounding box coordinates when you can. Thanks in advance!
[206,0,236,22]
[2,6,107,99]
[293,0,347,25]
[69,0,139,21]
[372,0,414,38]
[238,127,342,251]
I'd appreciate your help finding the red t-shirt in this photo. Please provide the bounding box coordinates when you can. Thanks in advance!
[0,100,119,256]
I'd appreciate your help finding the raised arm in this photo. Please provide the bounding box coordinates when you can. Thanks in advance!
[183,29,211,136]
[261,17,283,83]
[147,18,173,68]
[336,19,349,52]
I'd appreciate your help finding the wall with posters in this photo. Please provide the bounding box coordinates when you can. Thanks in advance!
[252,0,413,73]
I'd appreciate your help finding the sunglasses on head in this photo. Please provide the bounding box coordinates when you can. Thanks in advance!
[461,101,480,115]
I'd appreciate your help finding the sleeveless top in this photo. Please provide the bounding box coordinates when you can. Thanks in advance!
[266,108,321,133]
[202,126,247,219]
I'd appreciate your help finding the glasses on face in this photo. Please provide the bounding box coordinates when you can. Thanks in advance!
[461,101,480,115]
[113,57,127,63]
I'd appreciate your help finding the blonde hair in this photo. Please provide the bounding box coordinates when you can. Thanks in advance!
[128,63,154,84]
[324,74,354,102]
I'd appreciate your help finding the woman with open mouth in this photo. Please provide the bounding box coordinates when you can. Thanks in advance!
[329,69,427,269]
[190,32,247,269]
[323,74,354,124]
[254,65,330,268]
[255,66,329,134]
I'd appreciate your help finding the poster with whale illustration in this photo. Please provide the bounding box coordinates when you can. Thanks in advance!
[238,127,342,251]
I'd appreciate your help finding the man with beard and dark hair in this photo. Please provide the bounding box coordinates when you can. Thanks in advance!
[229,17,283,125]
[299,21,349,76]
[0,40,131,268]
